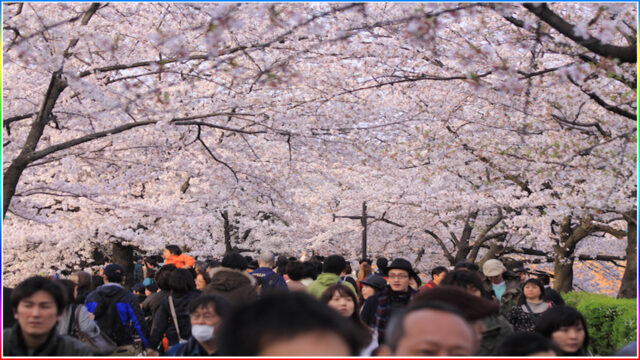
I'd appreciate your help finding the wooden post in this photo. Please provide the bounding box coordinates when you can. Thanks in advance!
[362,201,367,260]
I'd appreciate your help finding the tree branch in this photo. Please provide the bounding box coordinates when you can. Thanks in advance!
[523,3,636,63]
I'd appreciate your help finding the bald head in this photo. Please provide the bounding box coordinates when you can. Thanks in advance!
[259,252,275,267]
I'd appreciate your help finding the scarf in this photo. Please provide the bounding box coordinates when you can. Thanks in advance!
[374,286,416,343]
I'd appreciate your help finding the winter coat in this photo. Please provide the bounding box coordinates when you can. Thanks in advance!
[165,254,197,268]
[85,283,150,348]
[482,271,522,317]
[505,301,553,332]
[476,314,514,355]
[166,336,217,356]
[306,273,357,298]
[251,267,288,291]
[203,267,257,307]
[3,323,93,356]
[148,290,201,350]
[57,303,100,338]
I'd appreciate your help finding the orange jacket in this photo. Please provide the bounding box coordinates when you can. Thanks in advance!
[165,254,196,268]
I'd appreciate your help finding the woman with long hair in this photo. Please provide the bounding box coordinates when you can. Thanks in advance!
[506,278,553,332]
[534,306,591,356]
[321,284,374,355]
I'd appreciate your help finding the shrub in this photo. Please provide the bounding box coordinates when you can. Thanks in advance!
[561,292,637,355]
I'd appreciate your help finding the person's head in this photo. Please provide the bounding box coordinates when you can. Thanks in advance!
[535,273,551,286]
[286,261,305,281]
[169,268,196,295]
[431,266,448,285]
[11,276,67,340]
[378,301,478,356]
[360,258,372,266]
[54,279,77,305]
[534,306,589,356]
[259,252,275,268]
[482,259,506,284]
[164,244,182,259]
[194,261,207,275]
[411,285,499,344]
[217,291,365,356]
[341,262,352,276]
[454,261,479,272]
[508,261,528,283]
[323,255,347,275]
[222,252,248,271]
[386,258,416,292]
[70,271,92,292]
[144,282,159,295]
[155,264,177,291]
[188,295,231,344]
[519,278,545,305]
[496,331,559,356]
[103,263,125,284]
[302,261,318,280]
[360,274,387,300]
[320,284,358,319]
[441,270,486,298]
[91,274,104,289]
[144,256,158,269]
[195,272,211,291]
[376,257,388,275]
[357,263,372,282]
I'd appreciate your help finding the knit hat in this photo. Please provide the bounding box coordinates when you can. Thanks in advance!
[482,259,506,277]
[360,274,387,291]
[386,258,417,278]
[103,263,126,283]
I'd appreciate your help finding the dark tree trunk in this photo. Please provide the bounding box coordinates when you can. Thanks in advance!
[112,242,135,287]
[618,210,637,299]
[221,210,233,254]
[553,245,575,293]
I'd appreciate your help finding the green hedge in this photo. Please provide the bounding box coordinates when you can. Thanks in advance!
[563,292,637,355]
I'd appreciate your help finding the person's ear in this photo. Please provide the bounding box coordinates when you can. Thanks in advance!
[376,345,394,356]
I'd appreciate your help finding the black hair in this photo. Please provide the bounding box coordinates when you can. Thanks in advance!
[441,270,489,298]
[312,260,323,277]
[54,279,76,306]
[194,261,207,275]
[155,264,177,291]
[323,255,347,275]
[145,283,159,293]
[217,291,366,355]
[495,331,559,356]
[144,256,158,268]
[169,268,196,295]
[131,282,145,293]
[384,301,473,352]
[376,257,388,270]
[454,261,480,272]
[91,274,104,290]
[360,259,372,265]
[222,252,248,271]
[165,245,182,255]
[321,284,359,320]
[517,278,546,305]
[431,266,448,277]
[534,306,590,355]
[206,260,221,269]
[188,294,231,320]
[536,273,551,286]
[302,261,318,280]
[286,261,305,281]
[12,276,67,315]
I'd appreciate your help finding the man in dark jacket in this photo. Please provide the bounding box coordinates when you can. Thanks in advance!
[361,258,418,344]
[250,252,288,292]
[86,264,150,355]
[166,295,231,356]
[481,259,521,317]
[3,276,92,356]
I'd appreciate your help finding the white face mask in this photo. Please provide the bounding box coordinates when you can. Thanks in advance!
[191,324,215,342]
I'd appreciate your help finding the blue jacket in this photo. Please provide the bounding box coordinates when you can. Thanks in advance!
[250,267,288,291]
[85,283,150,348]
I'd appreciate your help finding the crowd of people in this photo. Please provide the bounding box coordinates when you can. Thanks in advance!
[2,245,637,357]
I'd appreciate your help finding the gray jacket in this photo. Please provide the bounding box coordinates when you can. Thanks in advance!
[56,303,101,337]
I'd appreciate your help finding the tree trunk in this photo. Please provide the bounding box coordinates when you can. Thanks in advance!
[112,242,135,287]
[553,244,574,293]
[617,210,637,299]
[3,71,67,217]
[221,210,233,254]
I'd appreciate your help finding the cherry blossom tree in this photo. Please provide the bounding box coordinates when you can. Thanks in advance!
[3,3,636,296]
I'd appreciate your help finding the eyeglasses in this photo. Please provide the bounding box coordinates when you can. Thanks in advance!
[388,274,409,279]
